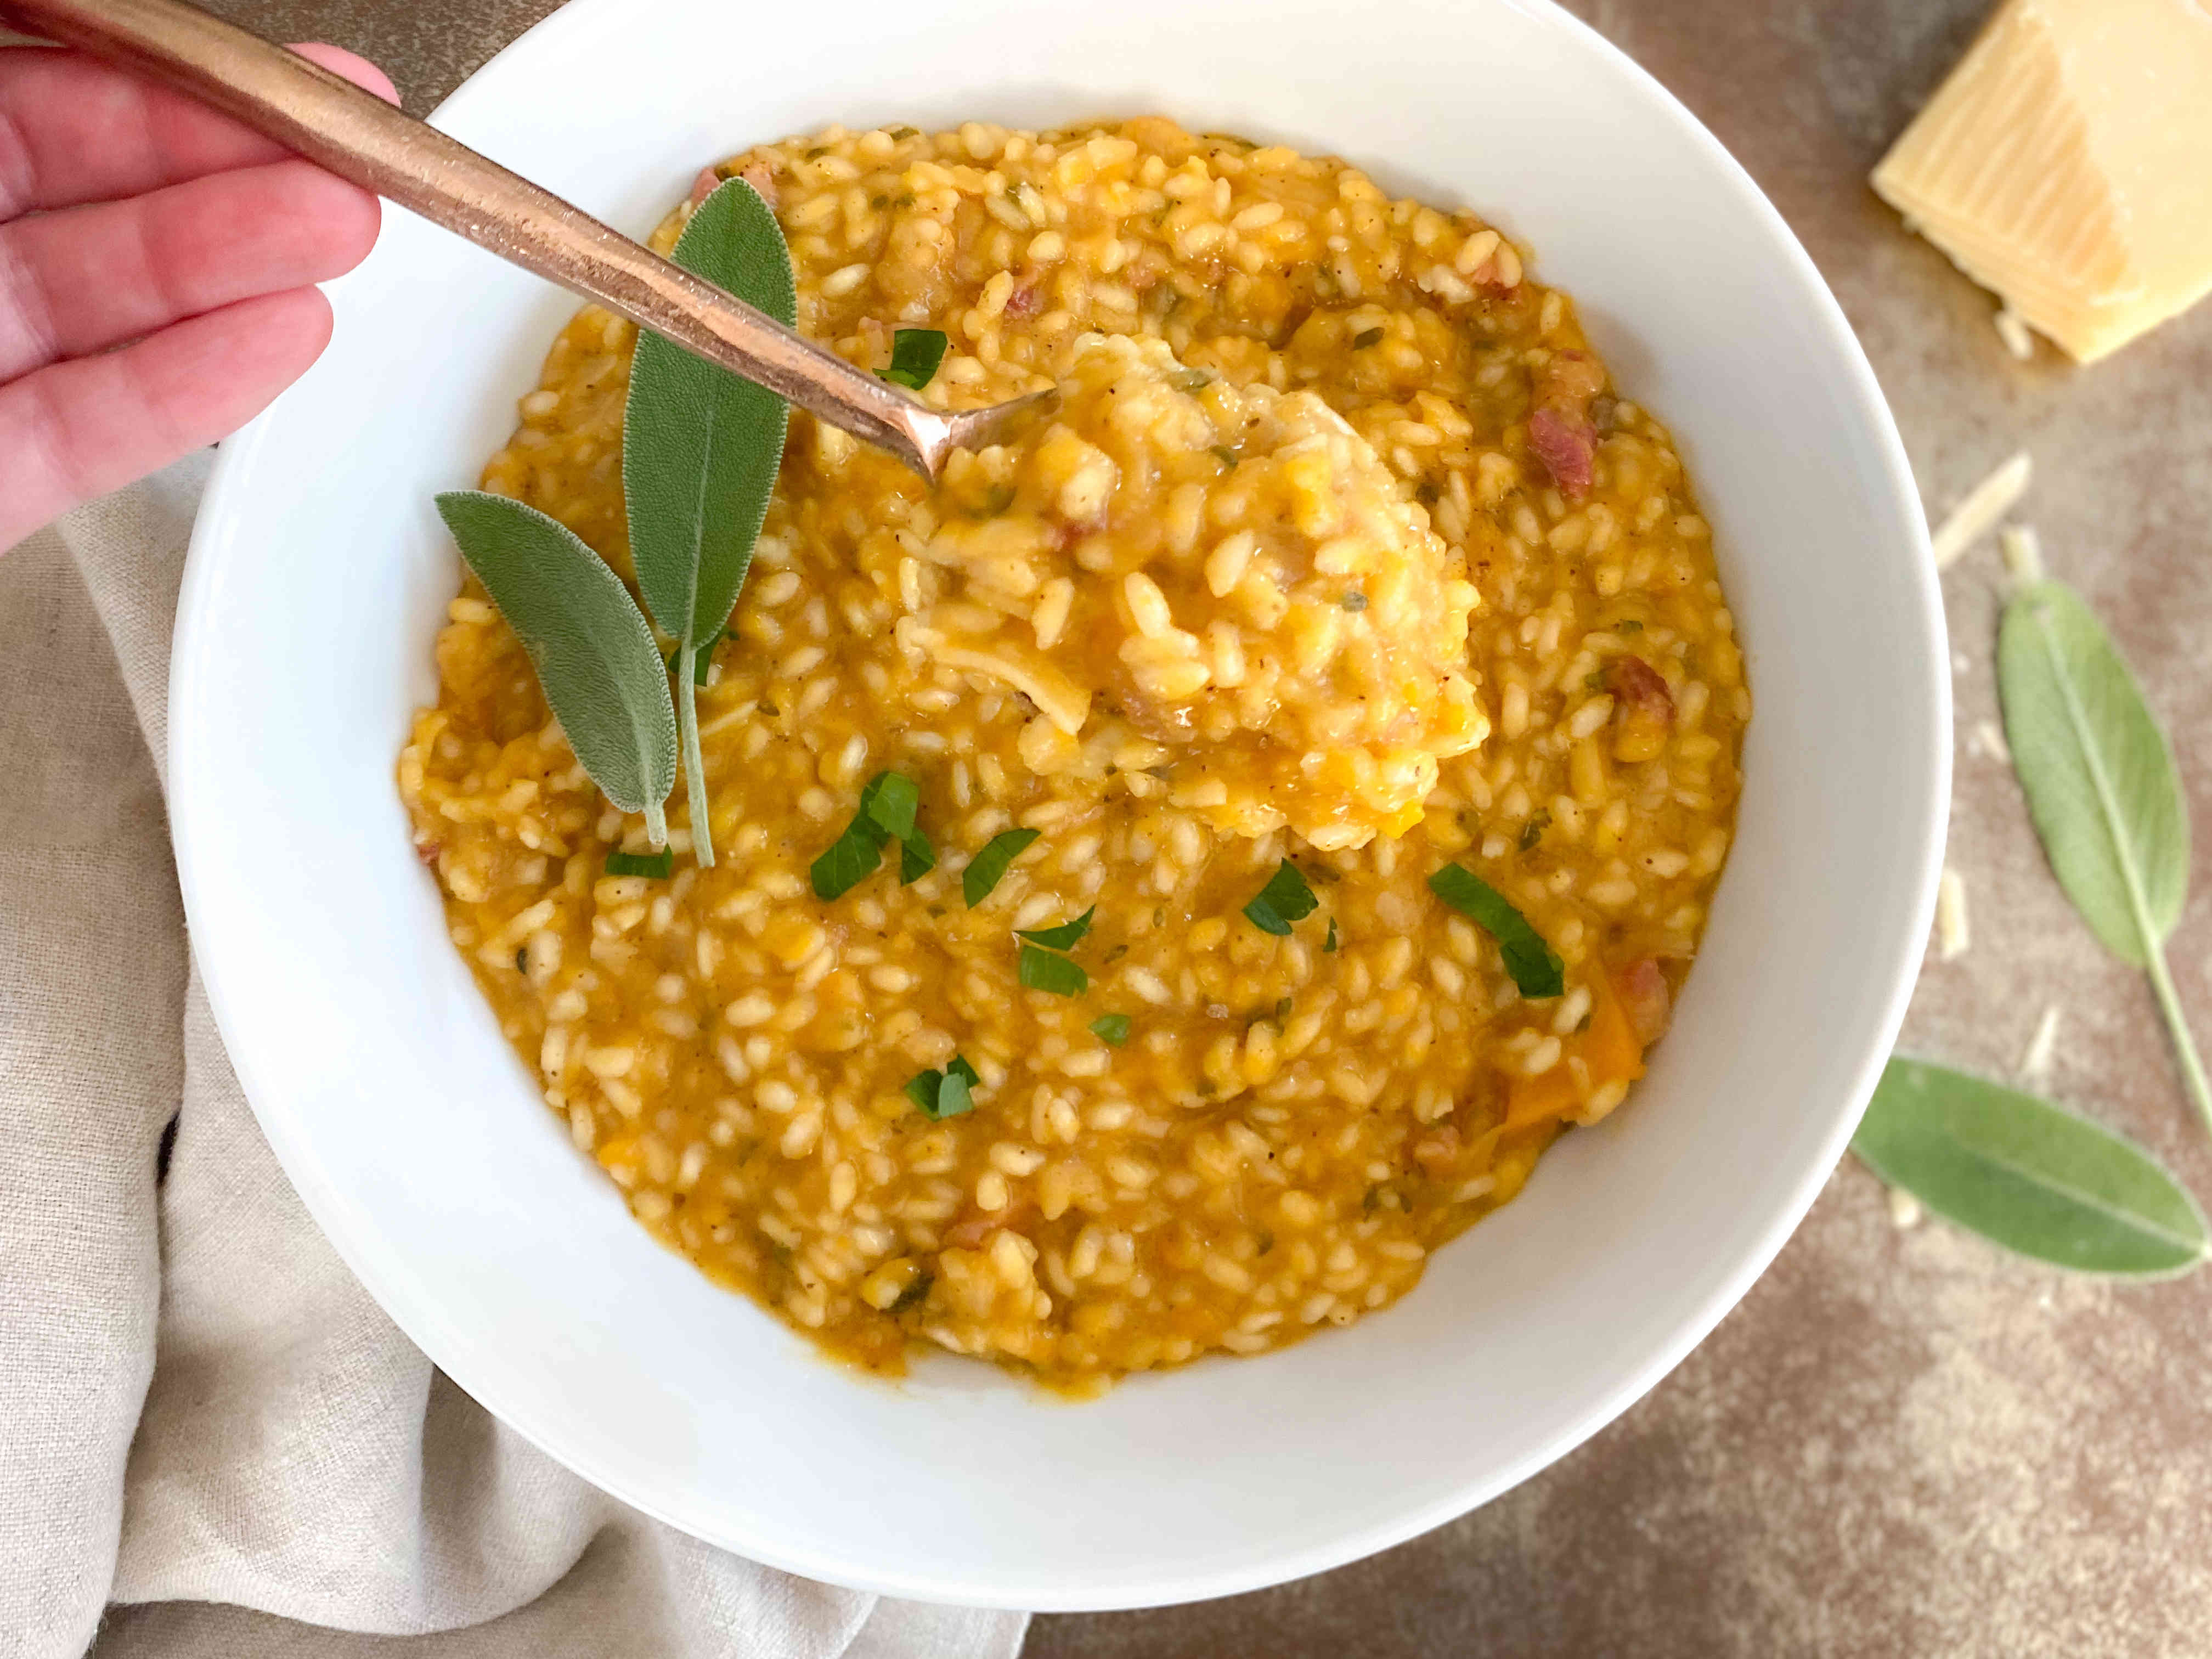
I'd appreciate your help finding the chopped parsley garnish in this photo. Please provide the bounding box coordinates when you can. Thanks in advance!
[1341,591,1368,612]
[1352,326,1385,348]
[963,827,1040,906]
[1243,860,1319,936]
[1324,917,1339,952]
[1090,1013,1132,1046]
[1171,369,1214,393]
[1211,445,1239,471]
[1018,943,1089,997]
[905,1055,980,1120]
[1617,618,1644,633]
[810,771,933,900]
[1018,907,1094,950]
[879,328,949,391]
[887,125,919,140]
[1518,809,1551,852]
[1427,864,1565,997]
[605,848,675,879]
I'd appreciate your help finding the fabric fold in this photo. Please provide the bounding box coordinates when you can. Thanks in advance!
[0,466,1028,1659]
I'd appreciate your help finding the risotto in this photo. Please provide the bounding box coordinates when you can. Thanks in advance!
[398,116,1748,1390]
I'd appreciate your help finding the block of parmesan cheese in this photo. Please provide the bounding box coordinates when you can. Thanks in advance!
[1872,0,2212,363]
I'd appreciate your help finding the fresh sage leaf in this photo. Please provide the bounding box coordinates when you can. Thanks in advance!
[964,827,1040,906]
[905,1055,980,1120]
[933,1067,974,1119]
[1999,579,2210,1130]
[434,492,677,843]
[1854,1057,2208,1277]
[879,328,948,390]
[862,770,933,883]
[1243,861,1319,936]
[1090,1013,1132,1046]
[865,772,921,841]
[811,773,896,900]
[811,771,932,900]
[1018,907,1094,950]
[1427,864,1564,997]
[1999,581,2188,967]
[605,848,674,879]
[811,825,883,902]
[623,178,797,868]
[899,831,936,884]
[1019,943,1088,997]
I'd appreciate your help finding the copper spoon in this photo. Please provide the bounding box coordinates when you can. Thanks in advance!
[1,0,1057,481]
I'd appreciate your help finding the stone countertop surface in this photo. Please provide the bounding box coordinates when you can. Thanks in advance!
[198,0,2212,1651]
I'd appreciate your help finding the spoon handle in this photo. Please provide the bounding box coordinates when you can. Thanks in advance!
[3,0,950,476]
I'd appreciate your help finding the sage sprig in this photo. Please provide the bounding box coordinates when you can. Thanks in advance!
[1854,1058,2207,1277]
[624,178,798,867]
[433,493,678,844]
[433,176,800,862]
[1866,572,2210,1276]
[1997,579,2209,1132]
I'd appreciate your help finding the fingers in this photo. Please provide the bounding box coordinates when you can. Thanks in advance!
[0,41,396,218]
[0,286,331,551]
[0,155,380,380]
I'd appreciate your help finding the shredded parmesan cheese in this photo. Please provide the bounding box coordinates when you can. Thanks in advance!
[1936,866,1970,960]
[1970,719,2012,764]
[2020,1004,2062,1086]
[2000,523,2046,584]
[1994,307,2036,360]
[1888,1186,1925,1229]
[1930,451,2033,569]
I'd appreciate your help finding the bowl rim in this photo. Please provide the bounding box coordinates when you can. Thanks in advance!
[171,0,1950,1610]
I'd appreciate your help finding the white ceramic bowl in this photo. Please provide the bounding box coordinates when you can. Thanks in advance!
[172,0,1948,1612]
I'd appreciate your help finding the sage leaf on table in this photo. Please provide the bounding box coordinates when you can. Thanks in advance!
[623,177,798,867]
[1997,579,2210,1131]
[434,492,678,844]
[1854,1057,2208,1277]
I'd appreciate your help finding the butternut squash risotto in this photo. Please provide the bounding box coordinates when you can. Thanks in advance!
[398,116,1748,1391]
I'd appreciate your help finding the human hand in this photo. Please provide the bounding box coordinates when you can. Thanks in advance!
[0,40,391,550]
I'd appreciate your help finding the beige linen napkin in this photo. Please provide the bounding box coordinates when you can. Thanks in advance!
[0,462,1030,1659]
